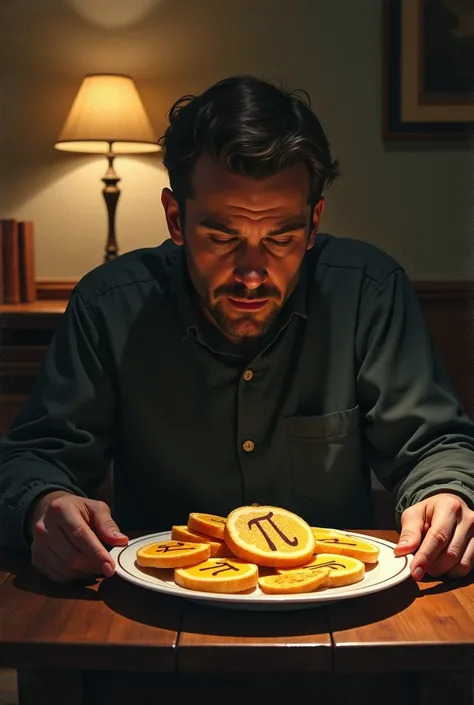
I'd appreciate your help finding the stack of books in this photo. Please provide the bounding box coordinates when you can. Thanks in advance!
[0,219,36,304]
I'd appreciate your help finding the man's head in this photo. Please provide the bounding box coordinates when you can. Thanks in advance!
[159,75,340,344]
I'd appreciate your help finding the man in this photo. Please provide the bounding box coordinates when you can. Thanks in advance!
[0,75,473,584]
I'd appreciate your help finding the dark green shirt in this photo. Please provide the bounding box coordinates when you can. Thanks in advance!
[1,234,474,551]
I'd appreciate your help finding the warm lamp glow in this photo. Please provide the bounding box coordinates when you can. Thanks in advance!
[55,74,159,154]
[54,73,160,263]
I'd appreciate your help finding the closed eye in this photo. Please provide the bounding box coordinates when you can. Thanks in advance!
[264,237,294,248]
[209,235,295,249]
[210,236,238,246]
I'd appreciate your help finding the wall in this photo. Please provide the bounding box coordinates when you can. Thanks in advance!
[0,0,473,280]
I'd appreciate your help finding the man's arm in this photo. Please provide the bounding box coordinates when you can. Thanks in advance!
[355,268,474,527]
[0,290,116,551]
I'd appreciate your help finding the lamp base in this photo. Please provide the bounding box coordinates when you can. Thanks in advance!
[102,151,121,262]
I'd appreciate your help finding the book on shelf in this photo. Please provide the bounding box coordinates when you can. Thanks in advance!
[0,221,4,303]
[0,219,21,304]
[0,219,36,304]
[18,221,36,302]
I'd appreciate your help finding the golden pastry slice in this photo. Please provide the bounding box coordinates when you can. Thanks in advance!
[258,568,330,595]
[224,504,315,568]
[171,525,231,557]
[312,533,380,564]
[187,512,226,539]
[136,540,211,569]
[175,557,258,594]
[311,527,347,540]
[277,553,365,587]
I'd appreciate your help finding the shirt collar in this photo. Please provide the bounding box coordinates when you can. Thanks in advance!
[169,247,201,341]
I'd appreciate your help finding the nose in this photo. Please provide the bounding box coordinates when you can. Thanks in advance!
[233,244,268,290]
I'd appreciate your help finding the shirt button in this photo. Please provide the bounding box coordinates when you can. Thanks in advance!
[242,440,255,452]
[243,369,253,382]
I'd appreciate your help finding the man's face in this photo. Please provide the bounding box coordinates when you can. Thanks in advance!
[162,155,325,344]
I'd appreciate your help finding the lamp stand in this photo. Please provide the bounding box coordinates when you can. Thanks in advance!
[102,148,121,262]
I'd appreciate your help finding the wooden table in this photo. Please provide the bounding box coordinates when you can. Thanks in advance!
[0,530,473,705]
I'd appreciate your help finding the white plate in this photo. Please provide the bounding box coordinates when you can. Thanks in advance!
[109,530,413,611]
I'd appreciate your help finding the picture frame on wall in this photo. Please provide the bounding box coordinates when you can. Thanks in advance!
[383,0,474,141]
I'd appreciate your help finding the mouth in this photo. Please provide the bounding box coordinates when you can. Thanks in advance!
[227,297,269,312]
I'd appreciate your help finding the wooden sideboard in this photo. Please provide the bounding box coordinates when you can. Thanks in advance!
[414,282,474,417]
[0,300,67,437]
[0,281,473,529]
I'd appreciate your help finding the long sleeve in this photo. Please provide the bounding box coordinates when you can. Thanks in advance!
[356,268,474,526]
[0,290,116,551]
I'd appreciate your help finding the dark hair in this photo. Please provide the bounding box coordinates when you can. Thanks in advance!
[158,75,340,210]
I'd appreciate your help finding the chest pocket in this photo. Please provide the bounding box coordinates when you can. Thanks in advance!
[284,406,361,513]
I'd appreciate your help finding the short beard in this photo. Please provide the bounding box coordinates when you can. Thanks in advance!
[206,299,281,341]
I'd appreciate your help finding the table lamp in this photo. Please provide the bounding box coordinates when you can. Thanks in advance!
[55,73,160,262]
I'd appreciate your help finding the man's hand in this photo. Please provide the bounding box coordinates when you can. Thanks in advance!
[29,490,129,583]
[394,492,474,581]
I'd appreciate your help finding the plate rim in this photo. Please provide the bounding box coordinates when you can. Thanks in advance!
[110,529,413,606]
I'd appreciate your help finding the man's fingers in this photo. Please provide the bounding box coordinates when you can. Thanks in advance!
[395,507,425,556]
[47,545,89,581]
[410,504,458,579]
[444,520,471,565]
[32,495,122,582]
[47,524,101,575]
[33,547,82,584]
[447,535,474,579]
[41,560,69,584]
[420,520,471,577]
[90,501,129,546]
[33,520,98,581]
[56,506,115,576]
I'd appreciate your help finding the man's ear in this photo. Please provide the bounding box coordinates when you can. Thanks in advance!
[307,198,325,250]
[161,188,184,245]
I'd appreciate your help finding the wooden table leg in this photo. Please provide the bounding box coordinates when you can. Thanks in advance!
[17,669,82,705]
[417,671,473,705]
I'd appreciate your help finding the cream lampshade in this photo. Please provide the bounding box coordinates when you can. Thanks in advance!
[55,74,160,261]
